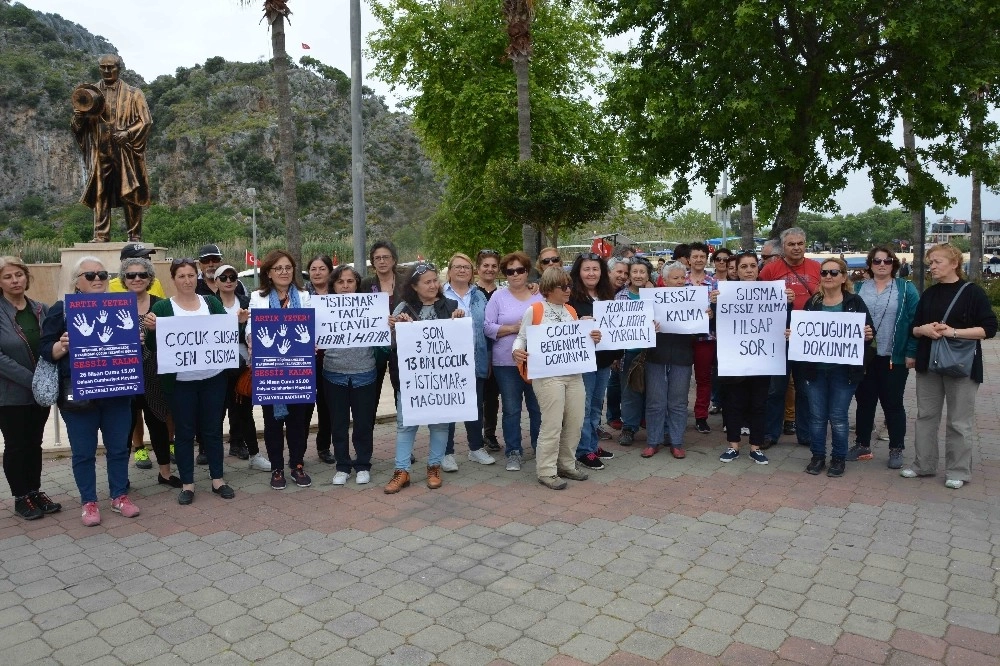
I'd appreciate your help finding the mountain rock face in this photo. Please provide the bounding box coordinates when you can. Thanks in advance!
[0,0,441,241]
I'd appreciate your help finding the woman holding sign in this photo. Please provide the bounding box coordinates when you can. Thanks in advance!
[148,259,235,504]
[385,263,465,493]
[615,257,654,445]
[512,268,601,490]
[39,257,137,525]
[904,243,996,489]
[306,255,334,464]
[484,252,543,472]
[795,258,874,478]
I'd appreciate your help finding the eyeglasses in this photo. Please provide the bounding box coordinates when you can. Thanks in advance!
[714,256,730,262]
[412,262,437,276]
[199,256,222,263]
[556,284,572,291]
[870,258,893,265]
[78,271,109,281]
[270,266,294,274]
[540,256,562,266]
[123,272,149,280]
[504,267,527,276]
[216,274,239,283]
[450,264,472,272]
[372,254,394,262]
[820,269,843,277]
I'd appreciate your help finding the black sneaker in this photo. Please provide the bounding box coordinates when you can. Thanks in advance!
[805,456,826,475]
[760,438,777,450]
[270,470,287,490]
[290,465,312,487]
[827,457,846,478]
[595,447,615,460]
[318,450,336,464]
[14,496,43,521]
[577,453,605,470]
[483,434,502,452]
[618,428,635,445]
[696,419,711,434]
[29,491,62,514]
[196,452,209,465]
[229,444,249,461]
[783,420,797,435]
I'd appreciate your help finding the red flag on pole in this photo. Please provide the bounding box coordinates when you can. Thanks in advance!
[246,249,259,267]
[301,43,311,49]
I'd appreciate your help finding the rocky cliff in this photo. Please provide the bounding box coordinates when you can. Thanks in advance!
[0,0,441,241]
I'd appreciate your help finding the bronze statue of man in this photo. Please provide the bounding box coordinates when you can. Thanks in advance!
[71,54,152,242]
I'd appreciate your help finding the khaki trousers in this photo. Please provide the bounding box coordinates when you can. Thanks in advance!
[912,371,979,481]
[532,375,585,479]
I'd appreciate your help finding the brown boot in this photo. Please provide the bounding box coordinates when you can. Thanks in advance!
[383,469,410,494]
[426,465,443,489]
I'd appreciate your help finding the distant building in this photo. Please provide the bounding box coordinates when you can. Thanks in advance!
[928,219,1000,251]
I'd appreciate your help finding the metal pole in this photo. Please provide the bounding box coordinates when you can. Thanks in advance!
[350,0,368,277]
[917,207,926,292]
[248,188,260,289]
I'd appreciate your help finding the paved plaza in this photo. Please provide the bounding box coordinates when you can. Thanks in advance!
[1,345,999,665]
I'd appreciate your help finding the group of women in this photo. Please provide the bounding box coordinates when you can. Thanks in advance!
[1,240,993,522]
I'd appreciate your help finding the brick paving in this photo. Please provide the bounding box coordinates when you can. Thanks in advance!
[1,344,998,664]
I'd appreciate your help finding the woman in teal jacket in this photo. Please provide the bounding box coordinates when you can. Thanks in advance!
[848,246,919,469]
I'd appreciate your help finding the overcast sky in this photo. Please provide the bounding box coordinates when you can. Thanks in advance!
[23,0,1000,222]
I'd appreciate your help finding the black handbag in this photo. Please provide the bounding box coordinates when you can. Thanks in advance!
[928,283,977,378]
[58,380,95,412]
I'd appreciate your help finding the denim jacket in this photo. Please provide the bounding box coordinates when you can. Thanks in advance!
[443,283,488,379]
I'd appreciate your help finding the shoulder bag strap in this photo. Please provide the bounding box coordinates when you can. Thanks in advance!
[940,282,971,325]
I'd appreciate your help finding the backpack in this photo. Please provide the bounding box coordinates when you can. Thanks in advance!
[517,301,578,383]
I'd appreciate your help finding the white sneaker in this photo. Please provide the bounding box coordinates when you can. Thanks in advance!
[468,449,496,465]
[900,468,919,478]
[506,452,521,471]
[249,453,271,472]
[332,471,349,485]
[441,453,459,472]
[356,471,370,485]
[945,479,964,489]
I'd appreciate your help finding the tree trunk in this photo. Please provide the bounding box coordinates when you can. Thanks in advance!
[271,13,302,265]
[512,55,537,255]
[770,174,806,238]
[902,116,924,284]
[971,166,983,281]
[740,202,754,251]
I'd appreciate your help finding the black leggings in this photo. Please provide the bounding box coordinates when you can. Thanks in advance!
[720,376,770,446]
[130,396,171,465]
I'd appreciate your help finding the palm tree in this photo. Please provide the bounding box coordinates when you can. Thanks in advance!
[239,0,302,265]
[503,0,538,253]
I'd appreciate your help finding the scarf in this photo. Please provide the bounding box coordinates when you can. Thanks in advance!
[267,288,302,419]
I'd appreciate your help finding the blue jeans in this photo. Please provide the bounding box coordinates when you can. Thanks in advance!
[61,396,132,503]
[447,378,485,454]
[644,363,691,449]
[620,350,645,431]
[765,361,811,443]
[803,366,855,460]
[605,365,621,422]
[493,366,540,456]
[394,397,448,470]
[171,374,228,484]
[576,367,611,457]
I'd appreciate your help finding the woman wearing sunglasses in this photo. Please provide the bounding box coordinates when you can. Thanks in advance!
[847,247,919,469]
[794,258,874,478]
[536,247,563,276]
[147,258,235,505]
[385,262,465,493]
[39,257,139,525]
[119,257,180,487]
[484,252,543,472]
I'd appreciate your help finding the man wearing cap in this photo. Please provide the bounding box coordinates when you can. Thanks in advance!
[71,54,152,242]
[109,243,166,297]
[195,244,248,299]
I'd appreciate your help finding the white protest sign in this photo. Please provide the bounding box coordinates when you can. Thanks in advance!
[526,319,597,379]
[716,281,787,376]
[155,314,240,373]
[396,317,478,426]
[593,300,656,351]
[640,286,710,334]
[788,311,867,365]
[314,292,391,349]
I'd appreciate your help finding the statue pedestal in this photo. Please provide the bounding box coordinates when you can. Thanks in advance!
[59,242,174,297]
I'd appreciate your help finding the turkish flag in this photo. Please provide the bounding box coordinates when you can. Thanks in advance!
[590,238,613,259]
[301,43,311,49]
[246,250,259,267]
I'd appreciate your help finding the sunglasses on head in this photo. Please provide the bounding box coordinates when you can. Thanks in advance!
[172,258,197,266]
[578,252,603,262]
[123,272,149,280]
[412,262,437,276]
[504,266,528,276]
[870,258,893,265]
[820,269,843,277]
[540,256,562,266]
[477,249,499,258]
[216,274,239,283]
[78,271,109,281]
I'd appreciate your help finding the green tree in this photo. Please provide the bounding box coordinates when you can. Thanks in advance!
[484,159,615,247]
[600,0,1000,238]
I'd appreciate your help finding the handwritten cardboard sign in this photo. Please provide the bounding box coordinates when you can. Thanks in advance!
[65,292,144,400]
[788,310,867,366]
[593,300,656,351]
[526,320,597,379]
[314,292,391,349]
[396,317,477,426]
[716,281,787,376]
[155,313,240,373]
[251,308,316,405]
[640,286,710,334]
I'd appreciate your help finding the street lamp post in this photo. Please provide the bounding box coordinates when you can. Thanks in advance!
[247,187,260,289]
